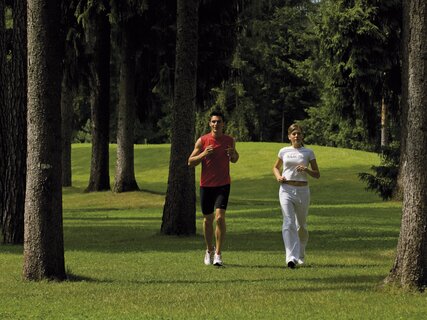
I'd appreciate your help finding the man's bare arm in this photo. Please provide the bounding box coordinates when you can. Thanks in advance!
[188,138,213,167]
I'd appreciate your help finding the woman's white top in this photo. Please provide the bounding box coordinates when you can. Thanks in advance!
[278,146,316,182]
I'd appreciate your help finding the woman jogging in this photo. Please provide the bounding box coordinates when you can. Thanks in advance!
[273,123,320,268]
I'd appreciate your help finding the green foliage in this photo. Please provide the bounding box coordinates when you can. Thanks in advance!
[299,105,374,151]
[236,0,320,141]
[314,0,401,139]
[76,0,104,28]
[73,119,92,143]
[3,7,12,61]
[359,143,400,200]
[5,7,12,29]
[64,0,402,146]
[110,0,148,24]
[196,80,259,141]
[71,86,92,143]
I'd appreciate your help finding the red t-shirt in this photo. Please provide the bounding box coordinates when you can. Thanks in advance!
[200,133,234,187]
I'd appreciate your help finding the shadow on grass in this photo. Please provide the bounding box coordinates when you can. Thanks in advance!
[64,215,160,221]
[271,274,385,292]
[139,188,166,196]
[62,225,398,254]
[66,273,105,283]
[65,208,122,213]
[65,271,384,293]
[0,244,23,254]
[227,263,382,269]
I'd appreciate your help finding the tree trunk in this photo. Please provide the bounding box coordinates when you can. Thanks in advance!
[385,0,427,290]
[394,1,410,201]
[61,71,73,187]
[113,22,139,193]
[0,1,7,241]
[85,1,111,192]
[0,0,27,244]
[161,0,199,235]
[24,0,66,281]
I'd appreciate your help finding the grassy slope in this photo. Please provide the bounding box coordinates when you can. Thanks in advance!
[1,143,423,319]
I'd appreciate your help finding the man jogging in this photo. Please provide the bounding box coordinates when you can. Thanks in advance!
[188,111,239,266]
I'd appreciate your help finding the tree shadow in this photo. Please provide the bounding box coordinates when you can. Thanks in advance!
[0,244,23,254]
[64,267,384,293]
[66,273,108,283]
[61,223,398,254]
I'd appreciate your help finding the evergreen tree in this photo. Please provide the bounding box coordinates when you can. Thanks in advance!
[236,0,320,141]
[304,0,401,149]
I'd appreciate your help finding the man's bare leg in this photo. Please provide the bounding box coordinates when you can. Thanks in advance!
[215,208,226,254]
[203,213,215,252]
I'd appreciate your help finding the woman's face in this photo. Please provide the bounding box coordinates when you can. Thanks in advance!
[288,129,303,147]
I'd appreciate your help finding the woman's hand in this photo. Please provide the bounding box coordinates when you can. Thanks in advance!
[296,165,307,172]
[277,176,286,183]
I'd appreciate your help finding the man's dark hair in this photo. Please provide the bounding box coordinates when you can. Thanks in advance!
[210,111,225,122]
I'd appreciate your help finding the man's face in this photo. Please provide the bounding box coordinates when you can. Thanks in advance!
[209,116,224,134]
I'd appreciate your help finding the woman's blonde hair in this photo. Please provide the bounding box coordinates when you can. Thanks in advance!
[287,123,303,135]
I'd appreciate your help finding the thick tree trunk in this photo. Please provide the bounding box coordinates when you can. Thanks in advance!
[0,0,27,244]
[61,71,73,187]
[394,2,410,201]
[113,22,139,193]
[24,0,66,280]
[385,0,427,290]
[85,2,111,192]
[161,0,198,235]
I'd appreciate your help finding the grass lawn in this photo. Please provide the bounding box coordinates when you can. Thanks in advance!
[1,142,424,319]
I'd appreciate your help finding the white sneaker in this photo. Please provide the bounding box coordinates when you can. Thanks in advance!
[213,253,223,266]
[204,250,214,265]
[297,259,305,266]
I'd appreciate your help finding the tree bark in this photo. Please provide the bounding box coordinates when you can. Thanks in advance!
[0,0,27,244]
[385,0,427,290]
[23,0,66,281]
[85,1,111,192]
[113,22,139,193]
[394,2,410,201]
[161,0,198,235]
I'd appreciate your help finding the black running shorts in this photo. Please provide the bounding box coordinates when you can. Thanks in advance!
[200,184,230,215]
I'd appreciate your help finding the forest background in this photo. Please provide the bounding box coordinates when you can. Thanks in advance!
[18,0,401,149]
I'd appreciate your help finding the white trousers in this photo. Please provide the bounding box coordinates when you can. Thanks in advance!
[279,184,310,263]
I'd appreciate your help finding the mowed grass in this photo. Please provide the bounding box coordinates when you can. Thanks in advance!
[1,142,425,319]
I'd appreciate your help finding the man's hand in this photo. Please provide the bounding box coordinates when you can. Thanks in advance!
[204,144,215,157]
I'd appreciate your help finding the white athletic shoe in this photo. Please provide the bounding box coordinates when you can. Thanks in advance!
[213,253,223,266]
[204,250,214,265]
[297,259,305,266]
